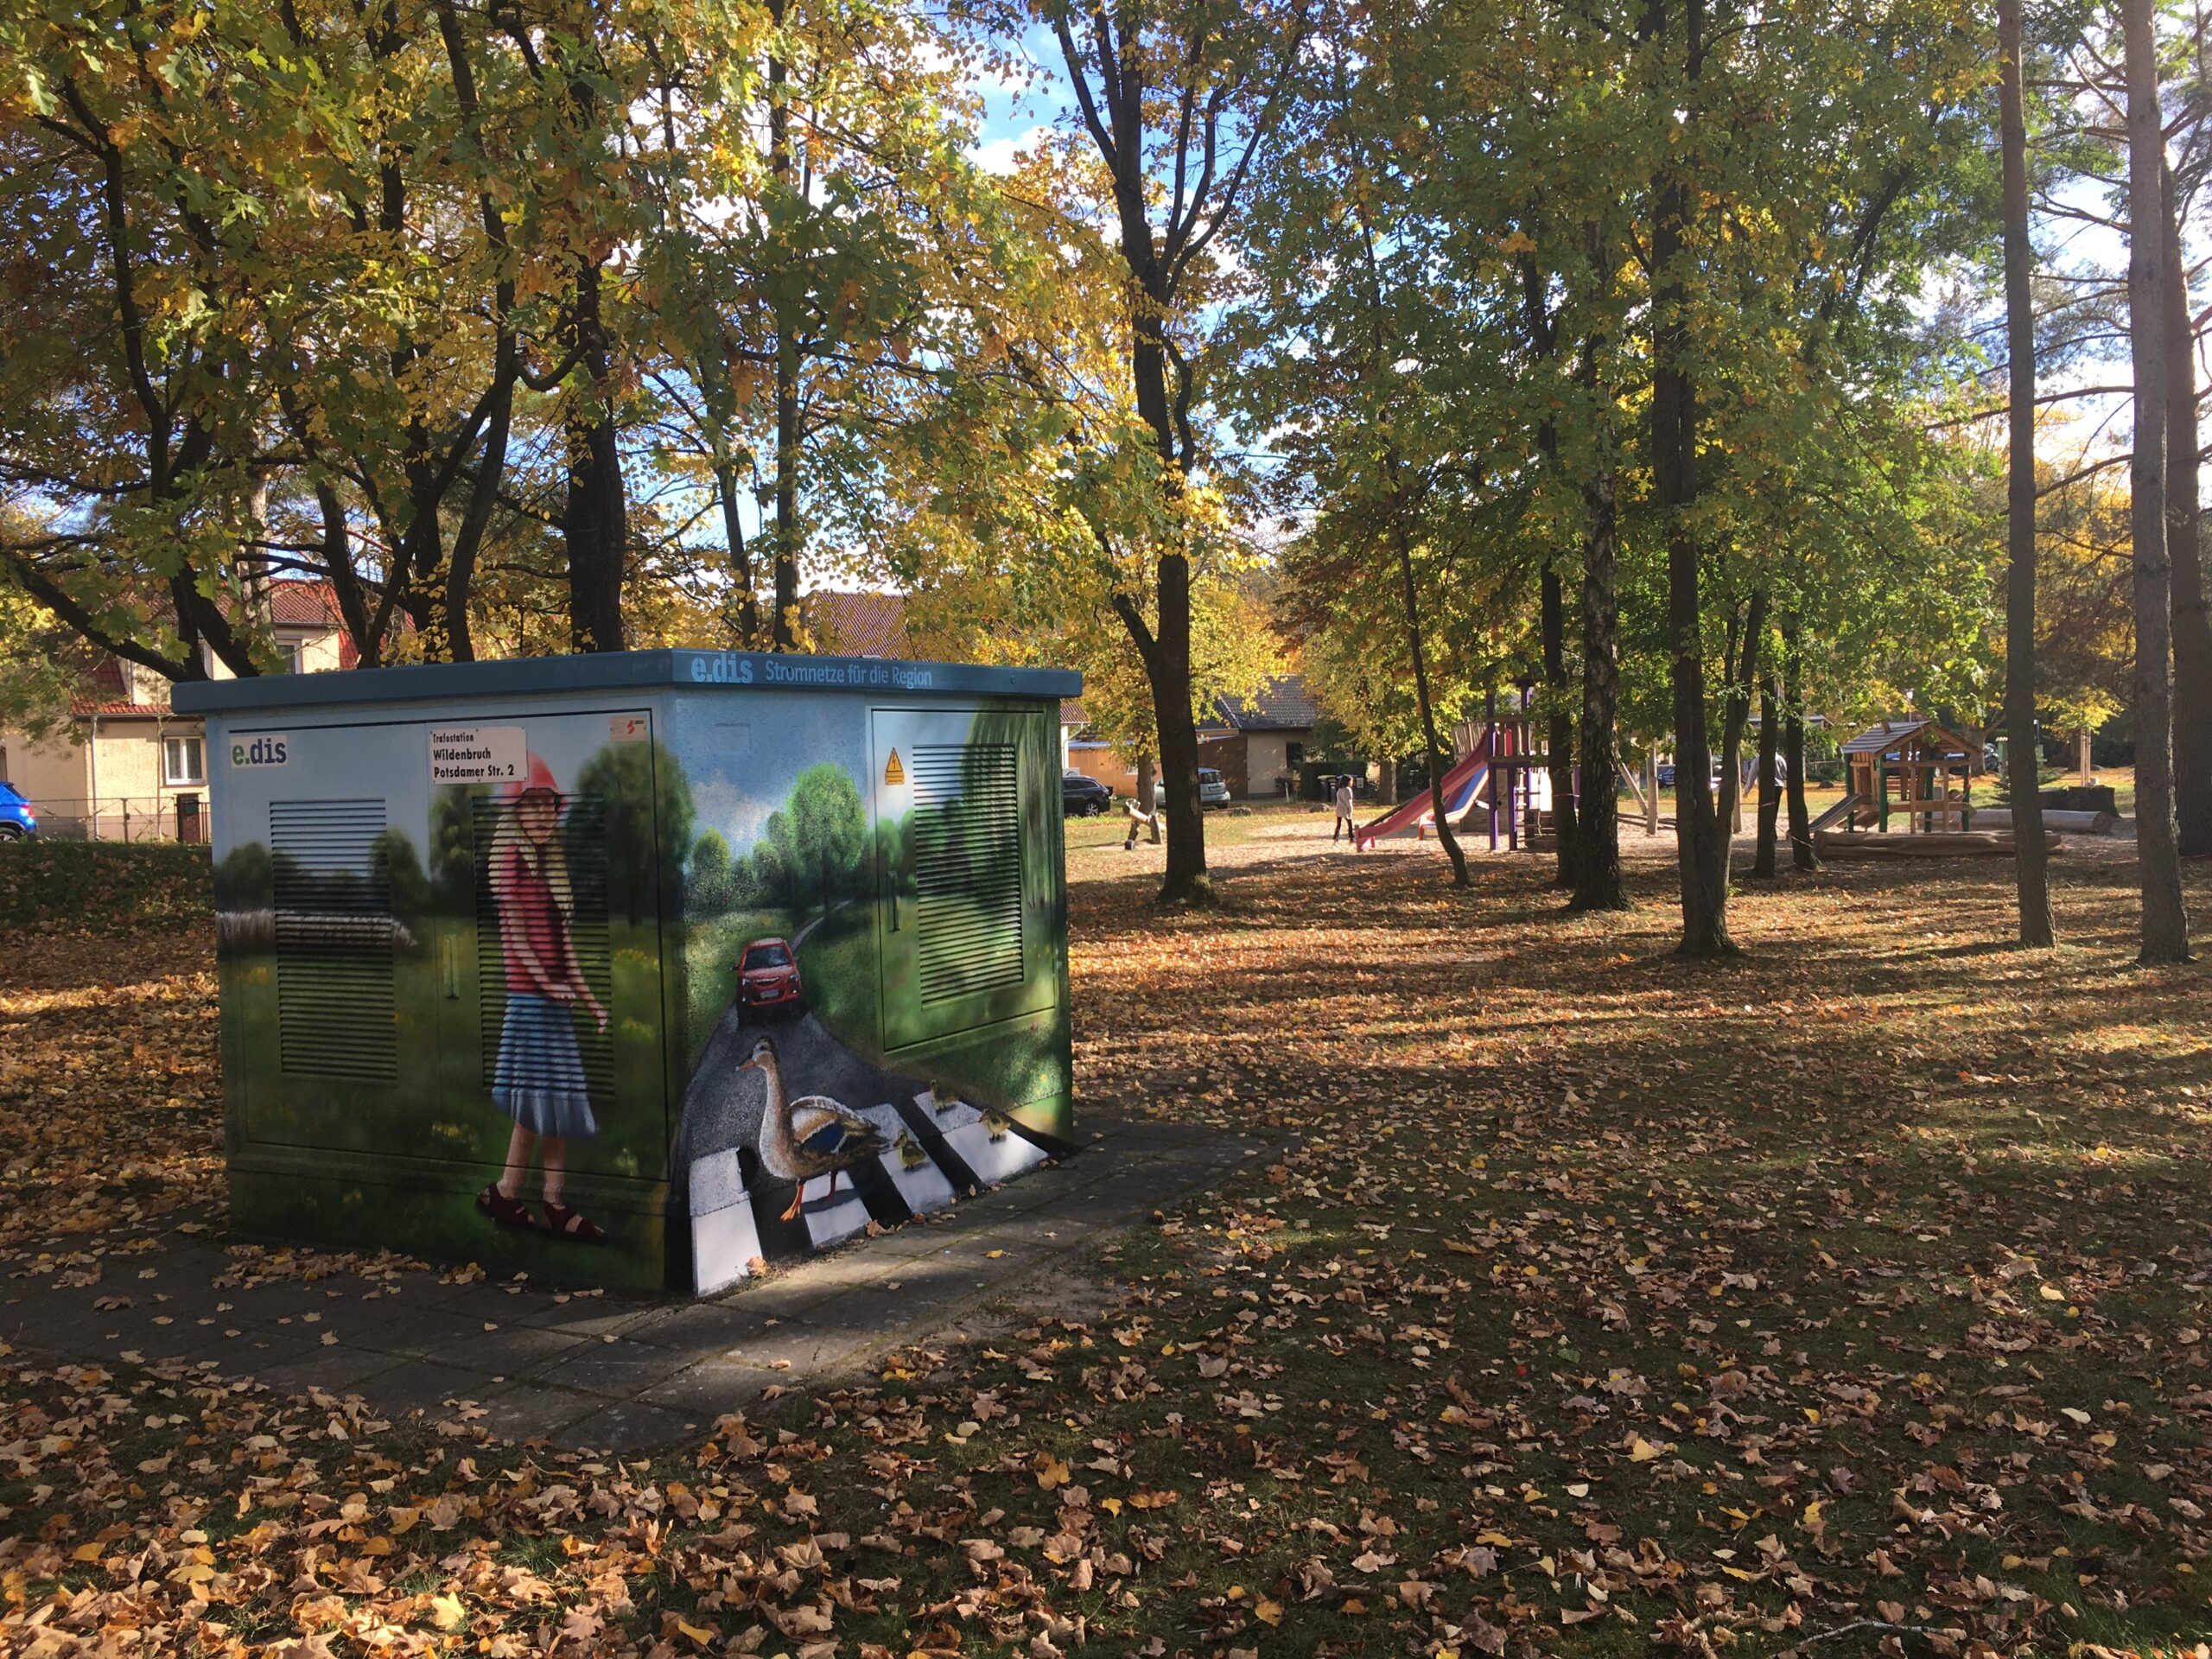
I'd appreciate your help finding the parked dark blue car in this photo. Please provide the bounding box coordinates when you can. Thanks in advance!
[0,781,36,840]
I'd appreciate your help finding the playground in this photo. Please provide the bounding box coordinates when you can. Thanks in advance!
[3,831,2209,1657]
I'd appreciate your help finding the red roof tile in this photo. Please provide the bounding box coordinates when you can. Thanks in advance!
[267,581,343,626]
[68,699,180,718]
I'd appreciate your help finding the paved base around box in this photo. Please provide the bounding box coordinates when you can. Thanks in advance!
[3,1112,1264,1453]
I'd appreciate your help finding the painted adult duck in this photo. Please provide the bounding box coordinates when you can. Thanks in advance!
[740,1037,888,1222]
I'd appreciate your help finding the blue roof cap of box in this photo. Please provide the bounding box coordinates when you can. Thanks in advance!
[174,649,1081,715]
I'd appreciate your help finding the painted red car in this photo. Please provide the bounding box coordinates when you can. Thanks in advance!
[735,937,804,1014]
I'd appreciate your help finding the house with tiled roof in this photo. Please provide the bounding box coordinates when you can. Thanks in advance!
[1196,673,1322,798]
[1,581,351,841]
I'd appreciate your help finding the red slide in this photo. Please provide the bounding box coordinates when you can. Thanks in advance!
[1353,734,1494,849]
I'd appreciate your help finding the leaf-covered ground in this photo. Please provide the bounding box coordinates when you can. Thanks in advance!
[3,832,2211,1658]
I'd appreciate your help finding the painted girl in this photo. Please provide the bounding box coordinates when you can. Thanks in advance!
[475,753,610,1243]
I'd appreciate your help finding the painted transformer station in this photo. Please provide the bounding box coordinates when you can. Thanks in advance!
[175,650,1080,1294]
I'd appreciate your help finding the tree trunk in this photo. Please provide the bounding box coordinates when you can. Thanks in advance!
[1997,0,2053,943]
[1541,559,1580,887]
[1781,615,1818,871]
[435,0,512,665]
[1571,458,1627,910]
[1649,0,1729,955]
[766,24,803,652]
[446,351,512,665]
[716,460,762,646]
[1395,512,1468,887]
[1150,549,1211,904]
[1375,754,1396,806]
[2121,0,2190,961]
[1135,753,1155,814]
[562,255,627,655]
[771,325,801,649]
[1753,675,1781,876]
[1522,256,1580,891]
[1715,588,1767,860]
[2162,158,2212,856]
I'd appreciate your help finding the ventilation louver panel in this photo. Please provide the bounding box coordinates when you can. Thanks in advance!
[270,799,398,1080]
[473,795,614,1096]
[910,744,1024,1002]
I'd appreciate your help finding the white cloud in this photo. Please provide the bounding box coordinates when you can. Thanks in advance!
[969,124,1052,175]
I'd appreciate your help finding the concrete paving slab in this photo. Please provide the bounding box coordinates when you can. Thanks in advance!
[637,1360,776,1418]
[246,1346,410,1397]
[557,1400,695,1454]
[800,1283,929,1338]
[369,1358,506,1418]
[355,1305,505,1362]
[715,1321,858,1375]
[468,1384,603,1443]
[714,1273,843,1323]
[628,1301,779,1352]
[531,1342,694,1399]
[506,1296,667,1339]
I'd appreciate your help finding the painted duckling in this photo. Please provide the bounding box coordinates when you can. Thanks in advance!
[740,1036,888,1222]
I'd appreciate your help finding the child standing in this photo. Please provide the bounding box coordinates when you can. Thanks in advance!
[1332,775,1357,844]
[476,754,610,1242]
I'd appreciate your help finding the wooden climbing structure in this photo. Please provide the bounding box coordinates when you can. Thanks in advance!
[1833,718,1983,835]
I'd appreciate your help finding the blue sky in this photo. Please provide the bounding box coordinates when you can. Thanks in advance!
[963,24,1074,173]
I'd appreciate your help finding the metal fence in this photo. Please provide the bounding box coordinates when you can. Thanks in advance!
[28,796,210,844]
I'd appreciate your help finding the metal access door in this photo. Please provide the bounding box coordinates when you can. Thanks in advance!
[870,706,1055,1052]
[222,708,667,1192]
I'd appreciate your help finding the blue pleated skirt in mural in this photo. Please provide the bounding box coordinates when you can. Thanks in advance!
[493,994,598,1140]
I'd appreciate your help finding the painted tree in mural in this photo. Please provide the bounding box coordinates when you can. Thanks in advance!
[688,830,738,916]
[780,764,868,923]
[573,745,694,925]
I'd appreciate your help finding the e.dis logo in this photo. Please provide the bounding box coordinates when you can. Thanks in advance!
[231,734,290,768]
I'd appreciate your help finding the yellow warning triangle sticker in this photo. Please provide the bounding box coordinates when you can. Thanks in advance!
[883,748,905,785]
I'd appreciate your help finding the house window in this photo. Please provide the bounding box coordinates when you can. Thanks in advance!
[163,735,205,787]
[1285,741,1306,768]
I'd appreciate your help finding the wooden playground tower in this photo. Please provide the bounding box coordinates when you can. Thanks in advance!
[1837,718,1980,833]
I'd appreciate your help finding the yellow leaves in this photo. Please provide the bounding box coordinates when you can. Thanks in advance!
[2039,1283,2065,1301]
[1254,1598,1284,1626]
[1627,1436,1667,1463]
[1033,1454,1071,1491]
[428,1592,467,1630]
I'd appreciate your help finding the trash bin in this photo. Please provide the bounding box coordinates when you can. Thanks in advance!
[176,649,1080,1293]
[175,792,202,843]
